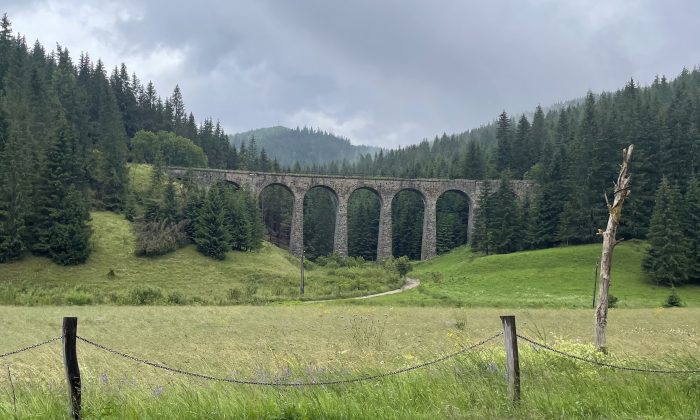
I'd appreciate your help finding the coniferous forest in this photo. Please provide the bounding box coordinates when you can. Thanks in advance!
[0,14,263,264]
[1,11,699,286]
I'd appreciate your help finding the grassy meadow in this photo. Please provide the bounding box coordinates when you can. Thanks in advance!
[0,163,697,417]
[0,212,402,305]
[355,240,700,308]
[1,306,698,418]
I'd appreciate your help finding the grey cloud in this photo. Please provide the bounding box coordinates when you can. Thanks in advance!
[4,0,700,147]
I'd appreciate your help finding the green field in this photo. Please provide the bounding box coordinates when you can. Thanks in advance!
[0,212,402,305]
[1,306,698,418]
[1,165,698,417]
[355,241,700,308]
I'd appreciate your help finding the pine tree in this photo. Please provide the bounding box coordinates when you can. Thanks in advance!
[160,180,180,223]
[683,177,700,282]
[470,182,494,254]
[47,185,91,265]
[495,111,512,174]
[30,119,84,255]
[643,178,689,285]
[183,185,205,241]
[491,174,522,254]
[194,186,230,259]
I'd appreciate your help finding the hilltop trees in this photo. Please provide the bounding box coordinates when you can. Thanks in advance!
[644,178,689,285]
[644,177,700,285]
[0,13,253,265]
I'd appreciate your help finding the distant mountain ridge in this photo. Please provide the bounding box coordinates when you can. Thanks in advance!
[229,126,382,167]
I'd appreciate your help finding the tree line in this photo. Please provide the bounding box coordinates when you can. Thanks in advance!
[0,14,264,264]
[285,69,700,283]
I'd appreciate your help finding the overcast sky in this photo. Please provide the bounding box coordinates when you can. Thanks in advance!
[4,0,700,148]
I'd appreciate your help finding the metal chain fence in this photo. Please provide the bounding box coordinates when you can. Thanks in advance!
[0,336,62,359]
[517,334,700,374]
[76,332,504,387]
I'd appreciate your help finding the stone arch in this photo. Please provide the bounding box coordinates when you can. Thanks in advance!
[346,187,382,260]
[303,185,340,258]
[259,183,295,250]
[224,180,241,190]
[391,188,426,260]
[258,182,294,201]
[436,189,471,254]
[349,185,384,207]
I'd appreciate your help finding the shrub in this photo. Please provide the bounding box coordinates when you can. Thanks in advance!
[127,285,163,305]
[395,256,413,278]
[244,284,258,299]
[64,290,94,305]
[608,294,619,308]
[663,287,685,308]
[134,220,188,257]
[227,288,242,301]
[166,291,187,305]
[315,253,365,268]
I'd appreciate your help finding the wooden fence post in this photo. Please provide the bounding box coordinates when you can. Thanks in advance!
[500,315,520,403]
[62,317,81,420]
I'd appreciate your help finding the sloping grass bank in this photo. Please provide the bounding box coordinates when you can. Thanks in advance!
[354,241,700,308]
[0,212,401,305]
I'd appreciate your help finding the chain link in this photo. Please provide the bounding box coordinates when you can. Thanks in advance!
[76,332,502,387]
[517,334,700,374]
[0,336,62,359]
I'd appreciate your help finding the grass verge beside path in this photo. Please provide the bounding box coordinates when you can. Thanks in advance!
[1,306,698,418]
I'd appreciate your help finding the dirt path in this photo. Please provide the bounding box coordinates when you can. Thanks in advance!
[305,277,420,303]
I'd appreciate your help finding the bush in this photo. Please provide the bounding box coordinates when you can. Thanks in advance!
[166,291,187,305]
[64,290,94,305]
[315,253,365,268]
[663,287,685,308]
[395,256,413,278]
[227,287,242,301]
[244,284,258,299]
[127,285,163,304]
[134,220,188,257]
[608,294,619,308]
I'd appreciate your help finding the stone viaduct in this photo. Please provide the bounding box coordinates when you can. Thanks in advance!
[168,168,533,260]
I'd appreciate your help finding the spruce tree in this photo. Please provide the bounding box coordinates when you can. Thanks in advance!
[470,182,494,254]
[495,111,512,174]
[683,177,700,282]
[159,180,180,223]
[643,178,689,285]
[47,185,91,265]
[491,174,522,254]
[194,187,230,259]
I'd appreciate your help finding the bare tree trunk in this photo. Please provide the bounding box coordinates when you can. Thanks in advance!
[595,145,634,352]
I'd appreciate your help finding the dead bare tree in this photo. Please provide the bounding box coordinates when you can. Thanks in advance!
[595,145,634,352]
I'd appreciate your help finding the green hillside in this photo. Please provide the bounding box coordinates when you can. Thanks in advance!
[230,126,381,167]
[0,212,401,305]
[354,241,700,308]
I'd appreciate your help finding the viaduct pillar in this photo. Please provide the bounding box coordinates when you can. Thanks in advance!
[421,196,438,260]
[333,194,349,256]
[377,194,393,260]
[289,191,305,257]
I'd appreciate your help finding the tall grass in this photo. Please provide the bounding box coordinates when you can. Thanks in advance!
[1,345,698,419]
[1,306,698,418]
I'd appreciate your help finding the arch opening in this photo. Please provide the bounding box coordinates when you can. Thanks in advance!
[436,190,470,254]
[392,189,425,260]
[303,186,338,259]
[259,183,293,250]
[225,180,241,190]
[347,188,381,260]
